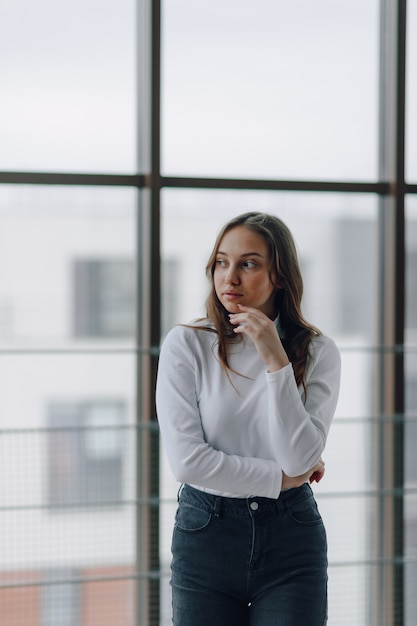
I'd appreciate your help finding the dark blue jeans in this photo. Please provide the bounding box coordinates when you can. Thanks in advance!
[171,483,328,626]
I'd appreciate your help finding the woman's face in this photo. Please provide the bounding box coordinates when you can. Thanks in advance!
[213,225,278,319]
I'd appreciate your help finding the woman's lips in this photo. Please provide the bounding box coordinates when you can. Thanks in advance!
[223,292,243,300]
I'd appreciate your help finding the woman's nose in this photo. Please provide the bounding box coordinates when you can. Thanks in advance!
[225,266,240,284]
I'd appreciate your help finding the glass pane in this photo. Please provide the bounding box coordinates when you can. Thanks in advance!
[0,1,136,173]
[406,0,417,181]
[0,185,137,348]
[320,498,379,624]
[405,196,417,488]
[0,353,136,625]
[0,569,137,626]
[319,495,376,563]
[405,492,417,626]
[406,494,417,626]
[327,564,379,625]
[405,197,417,341]
[162,0,379,180]
[405,197,417,625]
[406,561,417,626]
[323,414,375,489]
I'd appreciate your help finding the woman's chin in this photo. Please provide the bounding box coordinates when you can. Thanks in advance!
[222,301,241,313]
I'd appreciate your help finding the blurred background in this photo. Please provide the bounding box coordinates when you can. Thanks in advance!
[0,0,416,624]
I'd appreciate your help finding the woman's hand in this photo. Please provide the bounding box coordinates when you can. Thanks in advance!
[229,304,289,372]
[281,458,325,490]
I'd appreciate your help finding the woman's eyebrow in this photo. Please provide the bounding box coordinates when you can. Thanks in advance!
[217,250,265,258]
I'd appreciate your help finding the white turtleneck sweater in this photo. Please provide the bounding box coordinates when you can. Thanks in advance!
[156,321,341,499]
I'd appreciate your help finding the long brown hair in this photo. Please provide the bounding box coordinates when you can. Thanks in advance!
[195,212,320,388]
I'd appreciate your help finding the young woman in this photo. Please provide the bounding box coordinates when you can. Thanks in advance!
[156,211,341,625]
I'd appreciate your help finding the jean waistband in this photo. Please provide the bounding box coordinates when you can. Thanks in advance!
[178,482,313,518]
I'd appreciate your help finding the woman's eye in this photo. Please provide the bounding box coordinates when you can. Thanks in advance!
[216,259,226,267]
[243,261,256,268]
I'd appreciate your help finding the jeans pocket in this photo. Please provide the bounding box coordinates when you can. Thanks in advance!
[284,492,323,526]
[174,501,213,533]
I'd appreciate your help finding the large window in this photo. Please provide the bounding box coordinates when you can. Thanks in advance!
[0,1,415,625]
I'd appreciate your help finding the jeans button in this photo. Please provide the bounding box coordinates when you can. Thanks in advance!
[250,501,259,511]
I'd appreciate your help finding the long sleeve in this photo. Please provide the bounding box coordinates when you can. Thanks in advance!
[266,335,341,476]
[156,326,283,498]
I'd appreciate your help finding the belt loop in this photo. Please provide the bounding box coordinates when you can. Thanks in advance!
[213,495,222,518]
[177,483,184,502]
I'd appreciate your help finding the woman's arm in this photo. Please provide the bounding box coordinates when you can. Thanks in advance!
[266,335,341,476]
